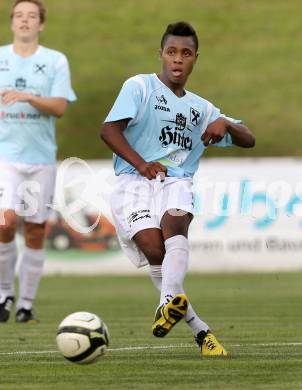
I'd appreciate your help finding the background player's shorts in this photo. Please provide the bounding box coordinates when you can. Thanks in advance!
[0,160,56,224]
[111,173,194,268]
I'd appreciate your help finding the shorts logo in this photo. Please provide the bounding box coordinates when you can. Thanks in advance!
[127,210,151,227]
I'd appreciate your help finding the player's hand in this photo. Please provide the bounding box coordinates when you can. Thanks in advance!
[137,162,167,181]
[202,117,228,146]
[0,90,31,105]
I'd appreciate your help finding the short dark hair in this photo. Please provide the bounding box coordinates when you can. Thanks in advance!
[11,0,47,23]
[161,22,198,51]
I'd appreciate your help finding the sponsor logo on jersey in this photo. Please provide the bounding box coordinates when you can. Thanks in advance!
[175,113,187,131]
[159,113,192,151]
[15,78,27,91]
[34,64,46,74]
[0,111,41,120]
[0,60,9,71]
[159,125,192,150]
[190,107,201,126]
[155,94,170,112]
[155,105,170,112]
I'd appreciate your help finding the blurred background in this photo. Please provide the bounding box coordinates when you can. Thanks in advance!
[1,0,302,273]
[1,0,301,159]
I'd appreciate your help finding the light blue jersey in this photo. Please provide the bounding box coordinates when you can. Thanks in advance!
[0,45,76,164]
[105,74,241,178]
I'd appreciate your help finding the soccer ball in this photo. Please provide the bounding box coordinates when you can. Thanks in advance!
[56,311,109,364]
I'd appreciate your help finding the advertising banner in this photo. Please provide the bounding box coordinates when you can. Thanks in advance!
[39,158,302,274]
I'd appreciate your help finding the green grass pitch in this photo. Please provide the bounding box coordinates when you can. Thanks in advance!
[0,272,301,389]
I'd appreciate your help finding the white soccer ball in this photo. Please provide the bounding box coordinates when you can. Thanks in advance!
[56,311,109,364]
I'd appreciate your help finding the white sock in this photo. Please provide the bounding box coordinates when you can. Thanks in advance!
[17,247,44,310]
[150,264,209,337]
[0,241,18,302]
[149,265,162,290]
[160,235,189,305]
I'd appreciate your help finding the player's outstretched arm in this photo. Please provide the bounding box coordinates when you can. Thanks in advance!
[0,90,68,117]
[100,120,167,180]
[202,117,255,148]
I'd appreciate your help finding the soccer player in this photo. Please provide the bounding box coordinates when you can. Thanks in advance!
[0,0,76,323]
[100,22,255,356]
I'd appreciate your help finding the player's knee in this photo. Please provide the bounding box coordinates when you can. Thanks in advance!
[24,223,46,249]
[0,211,17,241]
[0,225,16,242]
[161,210,193,238]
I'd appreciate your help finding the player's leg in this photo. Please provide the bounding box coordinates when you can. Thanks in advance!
[111,174,162,268]
[158,210,227,355]
[130,178,209,340]
[135,229,209,337]
[0,209,18,322]
[16,163,56,323]
[148,210,191,336]
[130,216,226,354]
[136,222,208,336]
[149,261,227,356]
[148,260,208,332]
[160,210,192,303]
[133,228,165,266]
[0,161,22,321]
[133,227,188,336]
[16,221,46,323]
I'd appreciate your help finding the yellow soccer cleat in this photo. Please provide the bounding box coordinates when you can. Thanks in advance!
[152,294,188,337]
[196,330,228,356]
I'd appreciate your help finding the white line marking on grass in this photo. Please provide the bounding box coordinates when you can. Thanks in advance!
[107,343,192,352]
[0,342,301,357]
[229,342,302,347]
[0,350,58,356]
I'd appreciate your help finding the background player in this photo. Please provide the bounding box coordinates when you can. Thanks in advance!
[0,0,76,323]
[101,21,255,355]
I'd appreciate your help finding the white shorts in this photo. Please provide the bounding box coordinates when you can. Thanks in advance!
[111,174,194,268]
[0,160,56,224]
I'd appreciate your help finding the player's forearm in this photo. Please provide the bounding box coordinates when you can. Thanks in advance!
[27,95,68,117]
[226,121,255,148]
[101,123,146,170]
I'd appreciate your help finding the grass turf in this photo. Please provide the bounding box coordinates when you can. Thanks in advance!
[0,272,301,389]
